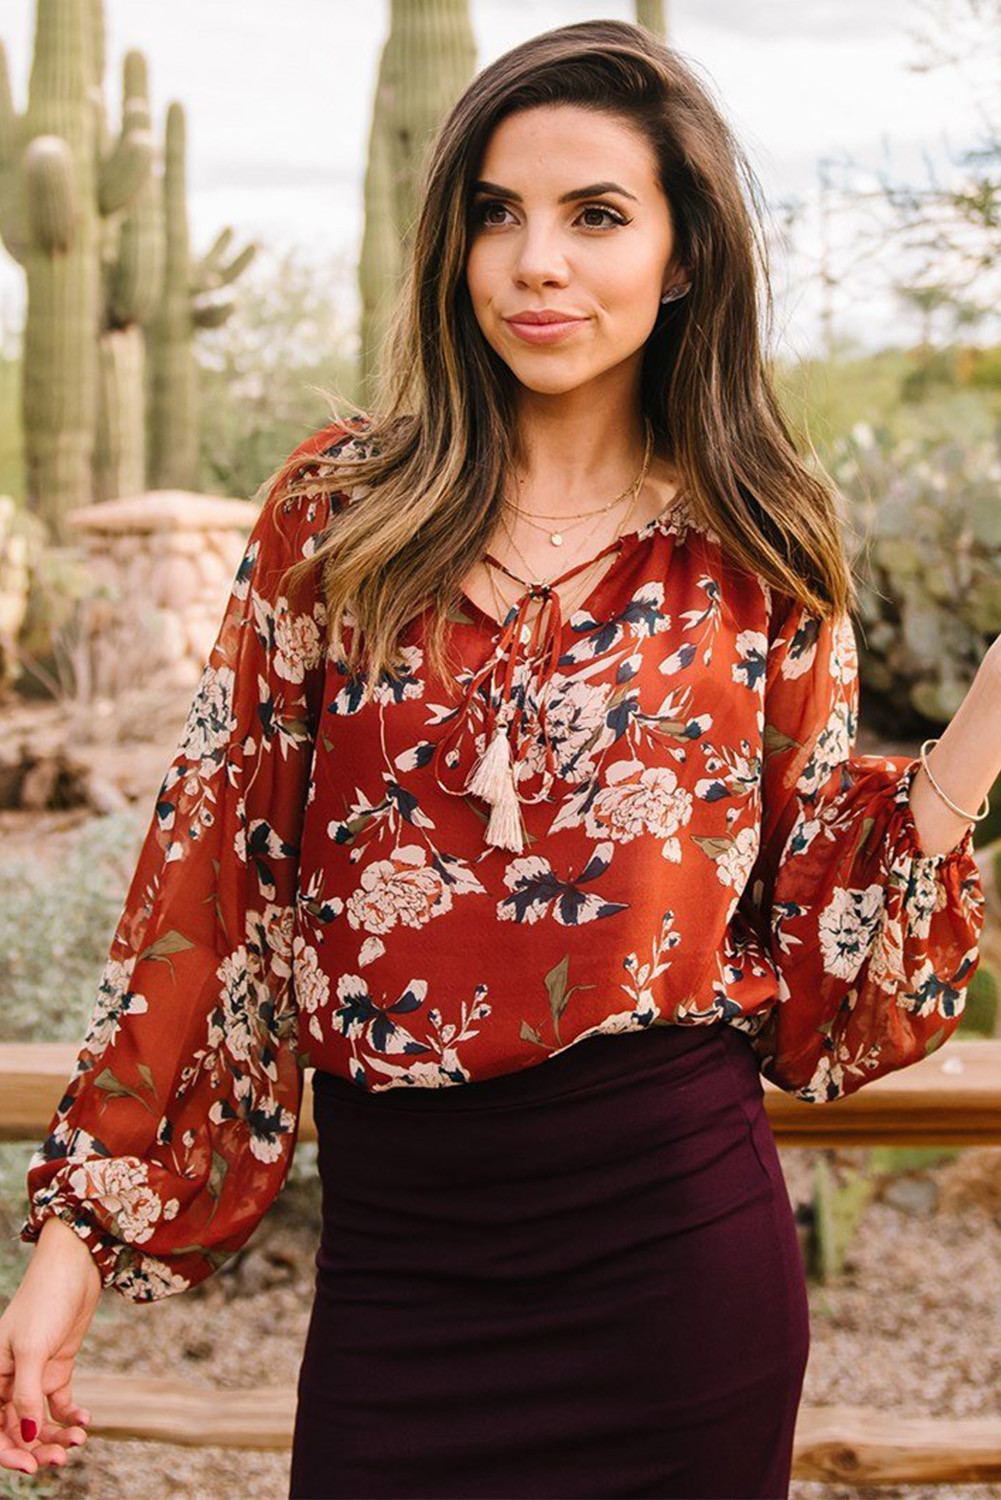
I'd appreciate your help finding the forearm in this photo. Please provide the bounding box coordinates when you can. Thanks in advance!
[907,648,1001,857]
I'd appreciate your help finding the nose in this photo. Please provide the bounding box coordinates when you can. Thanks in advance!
[511,217,571,287]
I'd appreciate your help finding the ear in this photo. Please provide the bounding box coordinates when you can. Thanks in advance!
[660,260,691,300]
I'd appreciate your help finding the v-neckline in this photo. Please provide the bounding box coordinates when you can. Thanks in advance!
[455,494,688,639]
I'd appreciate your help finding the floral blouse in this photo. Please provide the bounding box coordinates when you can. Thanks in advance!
[20,417,986,1301]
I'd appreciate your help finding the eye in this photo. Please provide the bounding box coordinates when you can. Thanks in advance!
[474,199,514,228]
[577,204,629,229]
[471,199,629,231]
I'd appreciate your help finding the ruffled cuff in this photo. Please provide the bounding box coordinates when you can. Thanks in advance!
[19,1196,124,1293]
[886,756,979,869]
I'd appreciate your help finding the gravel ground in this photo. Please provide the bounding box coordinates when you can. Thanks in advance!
[31,1145,1001,1500]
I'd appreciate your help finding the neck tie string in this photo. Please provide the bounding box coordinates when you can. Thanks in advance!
[430,535,626,853]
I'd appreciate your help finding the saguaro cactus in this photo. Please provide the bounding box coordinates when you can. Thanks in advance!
[358,0,476,405]
[0,0,154,536]
[146,101,257,492]
[358,66,403,409]
[96,48,164,502]
[636,0,668,38]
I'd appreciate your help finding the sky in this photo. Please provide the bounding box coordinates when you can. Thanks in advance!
[1,0,998,361]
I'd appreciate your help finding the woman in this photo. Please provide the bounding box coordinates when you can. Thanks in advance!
[1,18,993,1498]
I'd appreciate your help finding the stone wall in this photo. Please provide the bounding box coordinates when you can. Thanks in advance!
[65,490,260,700]
[0,495,31,692]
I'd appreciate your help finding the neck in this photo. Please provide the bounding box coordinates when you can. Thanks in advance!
[508,396,651,511]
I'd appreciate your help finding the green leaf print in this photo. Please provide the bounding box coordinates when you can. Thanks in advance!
[94,1066,158,1115]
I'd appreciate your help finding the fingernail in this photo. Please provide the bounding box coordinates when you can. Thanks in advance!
[21,1417,38,1442]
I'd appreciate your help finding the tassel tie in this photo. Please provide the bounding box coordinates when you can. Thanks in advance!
[431,539,623,853]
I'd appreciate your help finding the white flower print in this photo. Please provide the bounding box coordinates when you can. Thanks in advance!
[778,610,821,680]
[358,936,387,966]
[272,595,324,683]
[584,758,693,863]
[498,844,627,926]
[519,674,611,784]
[331,974,429,1058]
[293,936,333,1035]
[200,946,257,1065]
[179,662,237,762]
[66,1157,171,1246]
[260,901,295,975]
[817,883,886,982]
[365,988,492,1091]
[866,910,906,993]
[369,643,426,704]
[829,609,858,687]
[79,955,149,1058]
[732,628,768,694]
[711,823,760,889]
[797,696,854,801]
[345,843,482,935]
[208,1071,298,1164]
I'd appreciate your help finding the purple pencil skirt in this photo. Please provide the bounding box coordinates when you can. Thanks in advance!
[288,1020,810,1500]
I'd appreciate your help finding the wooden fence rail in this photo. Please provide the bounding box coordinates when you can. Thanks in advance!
[2,1037,1000,1147]
[49,1374,1001,1484]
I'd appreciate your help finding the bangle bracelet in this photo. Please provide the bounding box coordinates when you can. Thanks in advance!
[919,737,991,824]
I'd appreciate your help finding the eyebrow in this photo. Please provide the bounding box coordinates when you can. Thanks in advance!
[471,179,639,204]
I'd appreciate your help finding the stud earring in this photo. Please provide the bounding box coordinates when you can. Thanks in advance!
[660,282,691,304]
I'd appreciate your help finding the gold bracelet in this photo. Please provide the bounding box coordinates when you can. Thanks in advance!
[919,737,991,824]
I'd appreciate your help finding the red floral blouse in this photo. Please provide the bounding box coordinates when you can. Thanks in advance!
[20,417,986,1301]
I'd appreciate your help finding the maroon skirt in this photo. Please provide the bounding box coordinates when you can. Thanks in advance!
[289,1020,810,1499]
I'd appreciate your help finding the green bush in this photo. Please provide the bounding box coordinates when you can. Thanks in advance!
[0,807,147,1042]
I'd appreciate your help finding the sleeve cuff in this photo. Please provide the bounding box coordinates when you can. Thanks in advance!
[890,756,979,869]
[19,1200,123,1293]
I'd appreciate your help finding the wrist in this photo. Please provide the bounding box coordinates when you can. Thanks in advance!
[34,1214,104,1293]
[978,635,1001,690]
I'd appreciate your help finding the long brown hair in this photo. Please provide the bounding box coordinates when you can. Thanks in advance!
[273,17,855,695]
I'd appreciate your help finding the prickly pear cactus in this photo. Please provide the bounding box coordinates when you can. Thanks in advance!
[833,424,1001,730]
[809,1152,876,1283]
[0,0,154,535]
[146,101,257,491]
[956,963,999,1037]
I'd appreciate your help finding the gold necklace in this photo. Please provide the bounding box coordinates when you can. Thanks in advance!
[504,420,654,547]
[485,433,650,629]
[486,488,642,633]
[499,420,652,587]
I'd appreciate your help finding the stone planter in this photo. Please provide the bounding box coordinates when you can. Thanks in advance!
[62,490,260,700]
[0,495,32,691]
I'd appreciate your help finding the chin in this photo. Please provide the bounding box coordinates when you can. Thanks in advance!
[509,368,596,396]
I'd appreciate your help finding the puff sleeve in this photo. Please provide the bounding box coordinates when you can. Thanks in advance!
[17,434,338,1301]
[745,591,987,1104]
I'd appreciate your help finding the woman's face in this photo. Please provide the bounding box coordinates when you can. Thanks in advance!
[464,104,684,398]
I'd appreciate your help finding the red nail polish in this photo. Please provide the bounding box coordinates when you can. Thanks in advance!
[21,1417,38,1442]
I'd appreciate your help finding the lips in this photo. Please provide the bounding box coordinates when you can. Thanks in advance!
[506,312,586,325]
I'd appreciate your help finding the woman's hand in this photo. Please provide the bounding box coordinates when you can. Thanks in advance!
[0,1216,102,1474]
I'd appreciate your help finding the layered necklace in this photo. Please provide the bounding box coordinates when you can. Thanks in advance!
[431,420,656,853]
[482,418,654,631]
